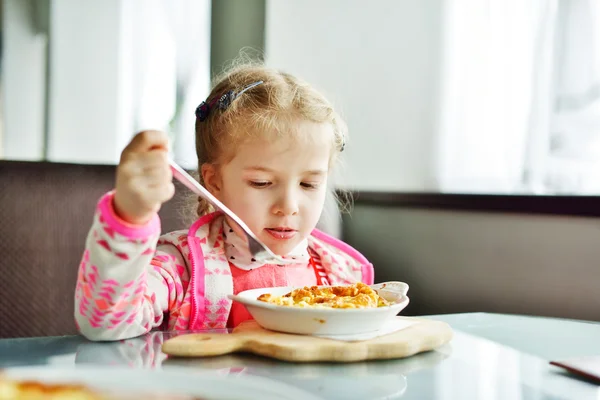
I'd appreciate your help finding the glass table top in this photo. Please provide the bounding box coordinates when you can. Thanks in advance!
[1,312,599,399]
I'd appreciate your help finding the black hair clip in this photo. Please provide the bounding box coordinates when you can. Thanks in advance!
[195,102,211,122]
[217,91,235,110]
[195,81,263,122]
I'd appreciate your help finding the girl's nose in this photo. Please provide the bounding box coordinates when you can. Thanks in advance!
[272,191,299,216]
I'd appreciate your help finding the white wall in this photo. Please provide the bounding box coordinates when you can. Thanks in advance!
[2,0,47,161]
[46,0,133,164]
[265,0,444,191]
[3,0,210,166]
[3,0,440,178]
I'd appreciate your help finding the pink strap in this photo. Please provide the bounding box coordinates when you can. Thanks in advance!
[309,257,330,286]
[187,212,220,330]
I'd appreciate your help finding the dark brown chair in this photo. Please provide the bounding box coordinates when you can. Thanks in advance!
[0,160,191,338]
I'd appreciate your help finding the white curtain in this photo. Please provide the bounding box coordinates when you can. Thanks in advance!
[545,0,600,193]
[436,0,600,194]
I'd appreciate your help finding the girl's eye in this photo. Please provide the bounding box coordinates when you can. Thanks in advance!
[300,182,319,190]
[249,181,271,188]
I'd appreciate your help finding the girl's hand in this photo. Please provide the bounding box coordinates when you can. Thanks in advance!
[114,130,175,225]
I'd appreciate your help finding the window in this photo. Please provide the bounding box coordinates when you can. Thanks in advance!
[437,0,600,195]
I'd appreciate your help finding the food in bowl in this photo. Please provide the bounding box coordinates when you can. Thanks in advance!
[256,282,392,309]
[228,281,409,335]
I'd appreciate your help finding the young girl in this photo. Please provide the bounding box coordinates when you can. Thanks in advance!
[75,63,374,341]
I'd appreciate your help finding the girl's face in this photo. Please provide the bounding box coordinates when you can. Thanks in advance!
[203,119,333,256]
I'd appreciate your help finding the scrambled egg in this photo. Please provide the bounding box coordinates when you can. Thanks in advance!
[0,376,200,400]
[0,378,103,400]
[257,282,391,309]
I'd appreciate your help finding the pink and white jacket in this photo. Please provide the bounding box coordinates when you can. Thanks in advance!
[75,192,374,341]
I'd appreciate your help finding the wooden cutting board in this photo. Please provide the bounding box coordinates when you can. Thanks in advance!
[162,317,453,363]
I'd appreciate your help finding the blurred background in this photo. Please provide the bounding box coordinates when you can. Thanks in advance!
[5,0,600,194]
[2,0,600,338]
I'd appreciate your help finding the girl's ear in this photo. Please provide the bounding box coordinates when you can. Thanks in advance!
[201,163,222,195]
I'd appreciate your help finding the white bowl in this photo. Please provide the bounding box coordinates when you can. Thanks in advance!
[227,281,409,336]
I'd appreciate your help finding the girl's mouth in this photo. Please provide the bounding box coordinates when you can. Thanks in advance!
[265,227,297,240]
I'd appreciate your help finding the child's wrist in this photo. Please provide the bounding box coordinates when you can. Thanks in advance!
[113,192,154,226]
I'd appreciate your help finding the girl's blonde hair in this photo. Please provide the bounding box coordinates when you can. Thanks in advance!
[195,61,348,217]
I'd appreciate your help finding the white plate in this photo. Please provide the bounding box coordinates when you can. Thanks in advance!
[228,281,409,336]
[1,366,325,400]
